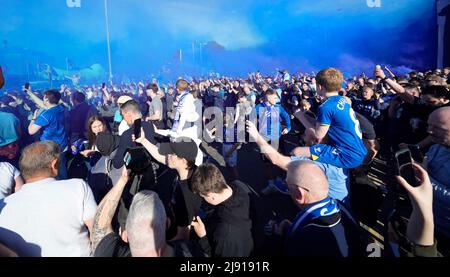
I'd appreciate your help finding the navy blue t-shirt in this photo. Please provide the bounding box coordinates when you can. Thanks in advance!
[34,105,68,150]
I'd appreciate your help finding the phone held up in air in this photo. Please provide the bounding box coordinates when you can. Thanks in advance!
[394,148,418,187]
[134,118,142,141]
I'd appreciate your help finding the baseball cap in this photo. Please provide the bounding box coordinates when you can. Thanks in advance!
[158,137,198,163]
[117,95,133,105]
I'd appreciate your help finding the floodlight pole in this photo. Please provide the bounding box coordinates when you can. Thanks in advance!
[104,0,113,83]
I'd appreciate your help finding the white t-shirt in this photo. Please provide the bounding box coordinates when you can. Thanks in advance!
[0,178,97,257]
[179,93,199,123]
[0,162,20,199]
[118,120,130,136]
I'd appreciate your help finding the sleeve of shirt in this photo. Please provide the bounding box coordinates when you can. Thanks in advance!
[34,111,49,127]
[94,232,131,257]
[156,99,163,113]
[12,165,20,179]
[144,122,157,145]
[280,106,291,131]
[317,103,333,126]
[255,104,261,120]
[81,180,98,222]
[112,132,129,169]
[0,163,16,198]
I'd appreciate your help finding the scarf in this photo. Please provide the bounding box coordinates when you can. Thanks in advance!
[172,91,190,132]
[289,197,340,236]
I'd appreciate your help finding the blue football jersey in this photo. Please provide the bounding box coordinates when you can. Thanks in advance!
[317,95,367,160]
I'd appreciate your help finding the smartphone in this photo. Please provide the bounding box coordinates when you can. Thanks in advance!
[123,151,132,167]
[395,149,418,187]
[244,114,250,143]
[408,144,424,163]
[134,118,142,140]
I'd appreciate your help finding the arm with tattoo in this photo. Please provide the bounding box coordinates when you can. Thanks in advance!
[91,168,129,252]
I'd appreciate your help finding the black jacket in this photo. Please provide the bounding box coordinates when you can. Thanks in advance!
[68,102,98,141]
[205,183,253,257]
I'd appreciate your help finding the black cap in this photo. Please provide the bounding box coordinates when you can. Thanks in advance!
[158,137,198,162]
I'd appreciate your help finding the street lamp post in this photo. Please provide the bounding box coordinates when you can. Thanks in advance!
[104,0,113,83]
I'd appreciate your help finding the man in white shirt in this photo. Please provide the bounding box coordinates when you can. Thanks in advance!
[170,79,199,137]
[0,162,23,199]
[0,141,97,257]
[116,95,133,136]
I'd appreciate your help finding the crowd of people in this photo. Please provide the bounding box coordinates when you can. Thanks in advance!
[0,63,449,257]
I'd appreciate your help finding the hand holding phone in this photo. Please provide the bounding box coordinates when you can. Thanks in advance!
[134,118,142,143]
[395,149,418,187]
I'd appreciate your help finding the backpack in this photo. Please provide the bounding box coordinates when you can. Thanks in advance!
[67,154,88,180]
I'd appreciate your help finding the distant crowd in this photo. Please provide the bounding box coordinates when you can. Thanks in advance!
[0,64,449,257]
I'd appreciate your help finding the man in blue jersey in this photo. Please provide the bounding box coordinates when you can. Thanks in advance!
[255,88,291,194]
[28,89,69,179]
[292,68,367,169]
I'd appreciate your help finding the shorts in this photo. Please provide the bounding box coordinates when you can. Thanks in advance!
[310,144,364,169]
[223,144,238,167]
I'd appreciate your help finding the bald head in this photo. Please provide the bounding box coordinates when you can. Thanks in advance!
[286,160,329,205]
[428,106,450,146]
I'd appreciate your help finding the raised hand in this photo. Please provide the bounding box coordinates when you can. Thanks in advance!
[245,120,259,142]
[131,127,147,144]
[190,216,207,238]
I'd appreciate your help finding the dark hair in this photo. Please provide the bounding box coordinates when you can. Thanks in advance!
[186,160,196,170]
[120,100,141,115]
[44,89,61,104]
[422,85,449,100]
[190,90,200,99]
[191,163,228,196]
[404,85,420,95]
[146,84,158,94]
[176,79,189,92]
[265,88,277,96]
[71,91,86,104]
[87,115,108,148]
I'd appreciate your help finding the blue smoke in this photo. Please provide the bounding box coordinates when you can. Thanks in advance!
[0,0,437,87]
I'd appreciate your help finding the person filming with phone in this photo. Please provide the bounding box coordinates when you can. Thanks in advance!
[111,99,157,231]
[394,162,439,257]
